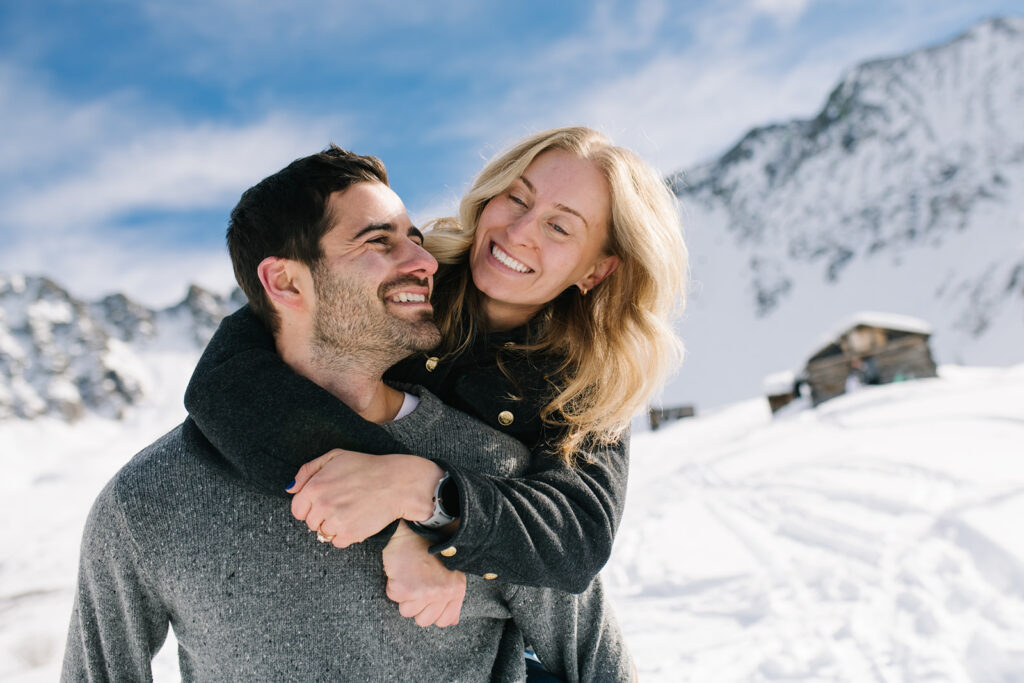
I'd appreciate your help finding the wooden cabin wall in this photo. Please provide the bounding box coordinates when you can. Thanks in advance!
[872,335,938,382]
[649,405,696,430]
[805,331,937,406]
[768,393,796,413]
[807,355,849,405]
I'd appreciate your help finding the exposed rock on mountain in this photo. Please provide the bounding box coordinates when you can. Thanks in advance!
[0,273,242,421]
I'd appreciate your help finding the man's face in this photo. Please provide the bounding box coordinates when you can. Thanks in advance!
[309,182,441,367]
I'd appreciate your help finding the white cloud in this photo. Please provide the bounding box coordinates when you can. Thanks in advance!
[748,0,815,25]
[0,64,140,178]
[0,61,348,231]
[553,48,844,173]
[0,64,350,305]
[134,0,479,78]
[410,190,462,231]
[429,2,839,173]
[3,115,339,230]
[1,229,237,307]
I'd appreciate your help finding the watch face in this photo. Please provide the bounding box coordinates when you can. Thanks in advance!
[439,473,460,517]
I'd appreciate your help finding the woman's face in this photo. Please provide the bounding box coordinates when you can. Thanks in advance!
[468,149,620,330]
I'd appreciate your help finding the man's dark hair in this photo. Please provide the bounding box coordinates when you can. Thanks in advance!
[227,144,389,332]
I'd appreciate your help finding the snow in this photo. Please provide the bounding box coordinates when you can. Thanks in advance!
[0,274,27,294]
[607,365,1024,681]
[27,298,73,326]
[2,362,1023,681]
[763,370,795,395]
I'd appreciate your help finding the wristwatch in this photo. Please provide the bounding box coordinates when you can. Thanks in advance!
[414,471,460,529]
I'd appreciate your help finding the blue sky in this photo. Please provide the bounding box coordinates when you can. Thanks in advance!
[1,0,1018,305]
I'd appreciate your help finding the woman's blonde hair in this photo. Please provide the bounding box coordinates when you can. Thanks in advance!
[426,126,688,464]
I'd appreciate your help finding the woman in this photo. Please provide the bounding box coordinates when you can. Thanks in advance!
[185,126,687,675]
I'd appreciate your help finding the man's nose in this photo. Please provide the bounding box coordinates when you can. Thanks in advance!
[398,238,438,277]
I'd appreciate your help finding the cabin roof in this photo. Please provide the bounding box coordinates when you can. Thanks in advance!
[806,311,933,362]
[763,370,796,395]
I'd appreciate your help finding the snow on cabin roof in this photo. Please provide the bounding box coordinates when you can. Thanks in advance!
[831,311,933,337]
[763,370,796,395]
[806,311,933,361]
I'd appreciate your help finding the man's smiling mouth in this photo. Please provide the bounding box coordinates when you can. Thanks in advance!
[389,292,427,303]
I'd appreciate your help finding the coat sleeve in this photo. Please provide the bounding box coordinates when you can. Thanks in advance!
[62,480,170,682]
[432,435,628,593]
[502,578,635,683]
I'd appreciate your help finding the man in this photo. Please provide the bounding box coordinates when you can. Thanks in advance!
[63,146,632,681]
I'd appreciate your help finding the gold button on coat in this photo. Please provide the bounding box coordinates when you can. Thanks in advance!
[503,341,515,347]
[482,573,498,580]
[497,410,514,426]
[425,357,439,372]
[440,546,457,557]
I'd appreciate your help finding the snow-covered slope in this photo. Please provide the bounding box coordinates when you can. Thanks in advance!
[608,366,1024,680]
[665,17,1024,409]
[3,361,1022,681]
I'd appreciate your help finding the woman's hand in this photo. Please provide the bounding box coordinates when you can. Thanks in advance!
[382,521,466,627]
[288,449,443,548]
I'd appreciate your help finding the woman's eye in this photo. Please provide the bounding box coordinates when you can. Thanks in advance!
[549,223,568,235]
[508,194,527,207]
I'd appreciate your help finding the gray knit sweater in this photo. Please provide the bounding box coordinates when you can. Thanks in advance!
[63,387,632,681]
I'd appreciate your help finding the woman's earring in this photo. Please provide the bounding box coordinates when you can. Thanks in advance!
[579,285,589,296]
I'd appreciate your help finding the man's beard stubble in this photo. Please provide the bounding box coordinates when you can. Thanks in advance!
[309,264,441,375]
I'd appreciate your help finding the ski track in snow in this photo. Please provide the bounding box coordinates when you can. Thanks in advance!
[606,366,1024,681]
[2,364,1023,681]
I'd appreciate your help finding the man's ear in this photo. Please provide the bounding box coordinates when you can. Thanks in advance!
[257,257,309,312]
[577,253,621,292]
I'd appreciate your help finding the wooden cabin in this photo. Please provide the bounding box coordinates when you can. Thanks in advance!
[649,404,696,430]
[804,312,938,406]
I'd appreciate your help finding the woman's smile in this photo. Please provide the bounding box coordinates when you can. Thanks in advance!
[488,242,534,274]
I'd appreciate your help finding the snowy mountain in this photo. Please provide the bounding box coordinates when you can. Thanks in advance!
[0,273,244,422]
[665,17,1024,409]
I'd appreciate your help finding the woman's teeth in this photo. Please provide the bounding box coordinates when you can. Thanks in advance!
[492,244,532,273]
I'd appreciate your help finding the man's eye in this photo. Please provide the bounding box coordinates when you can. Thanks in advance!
[368,235,389,244]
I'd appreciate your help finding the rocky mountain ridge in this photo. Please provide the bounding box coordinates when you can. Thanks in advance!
[674,17,1022,313]
[0,273,243,421]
